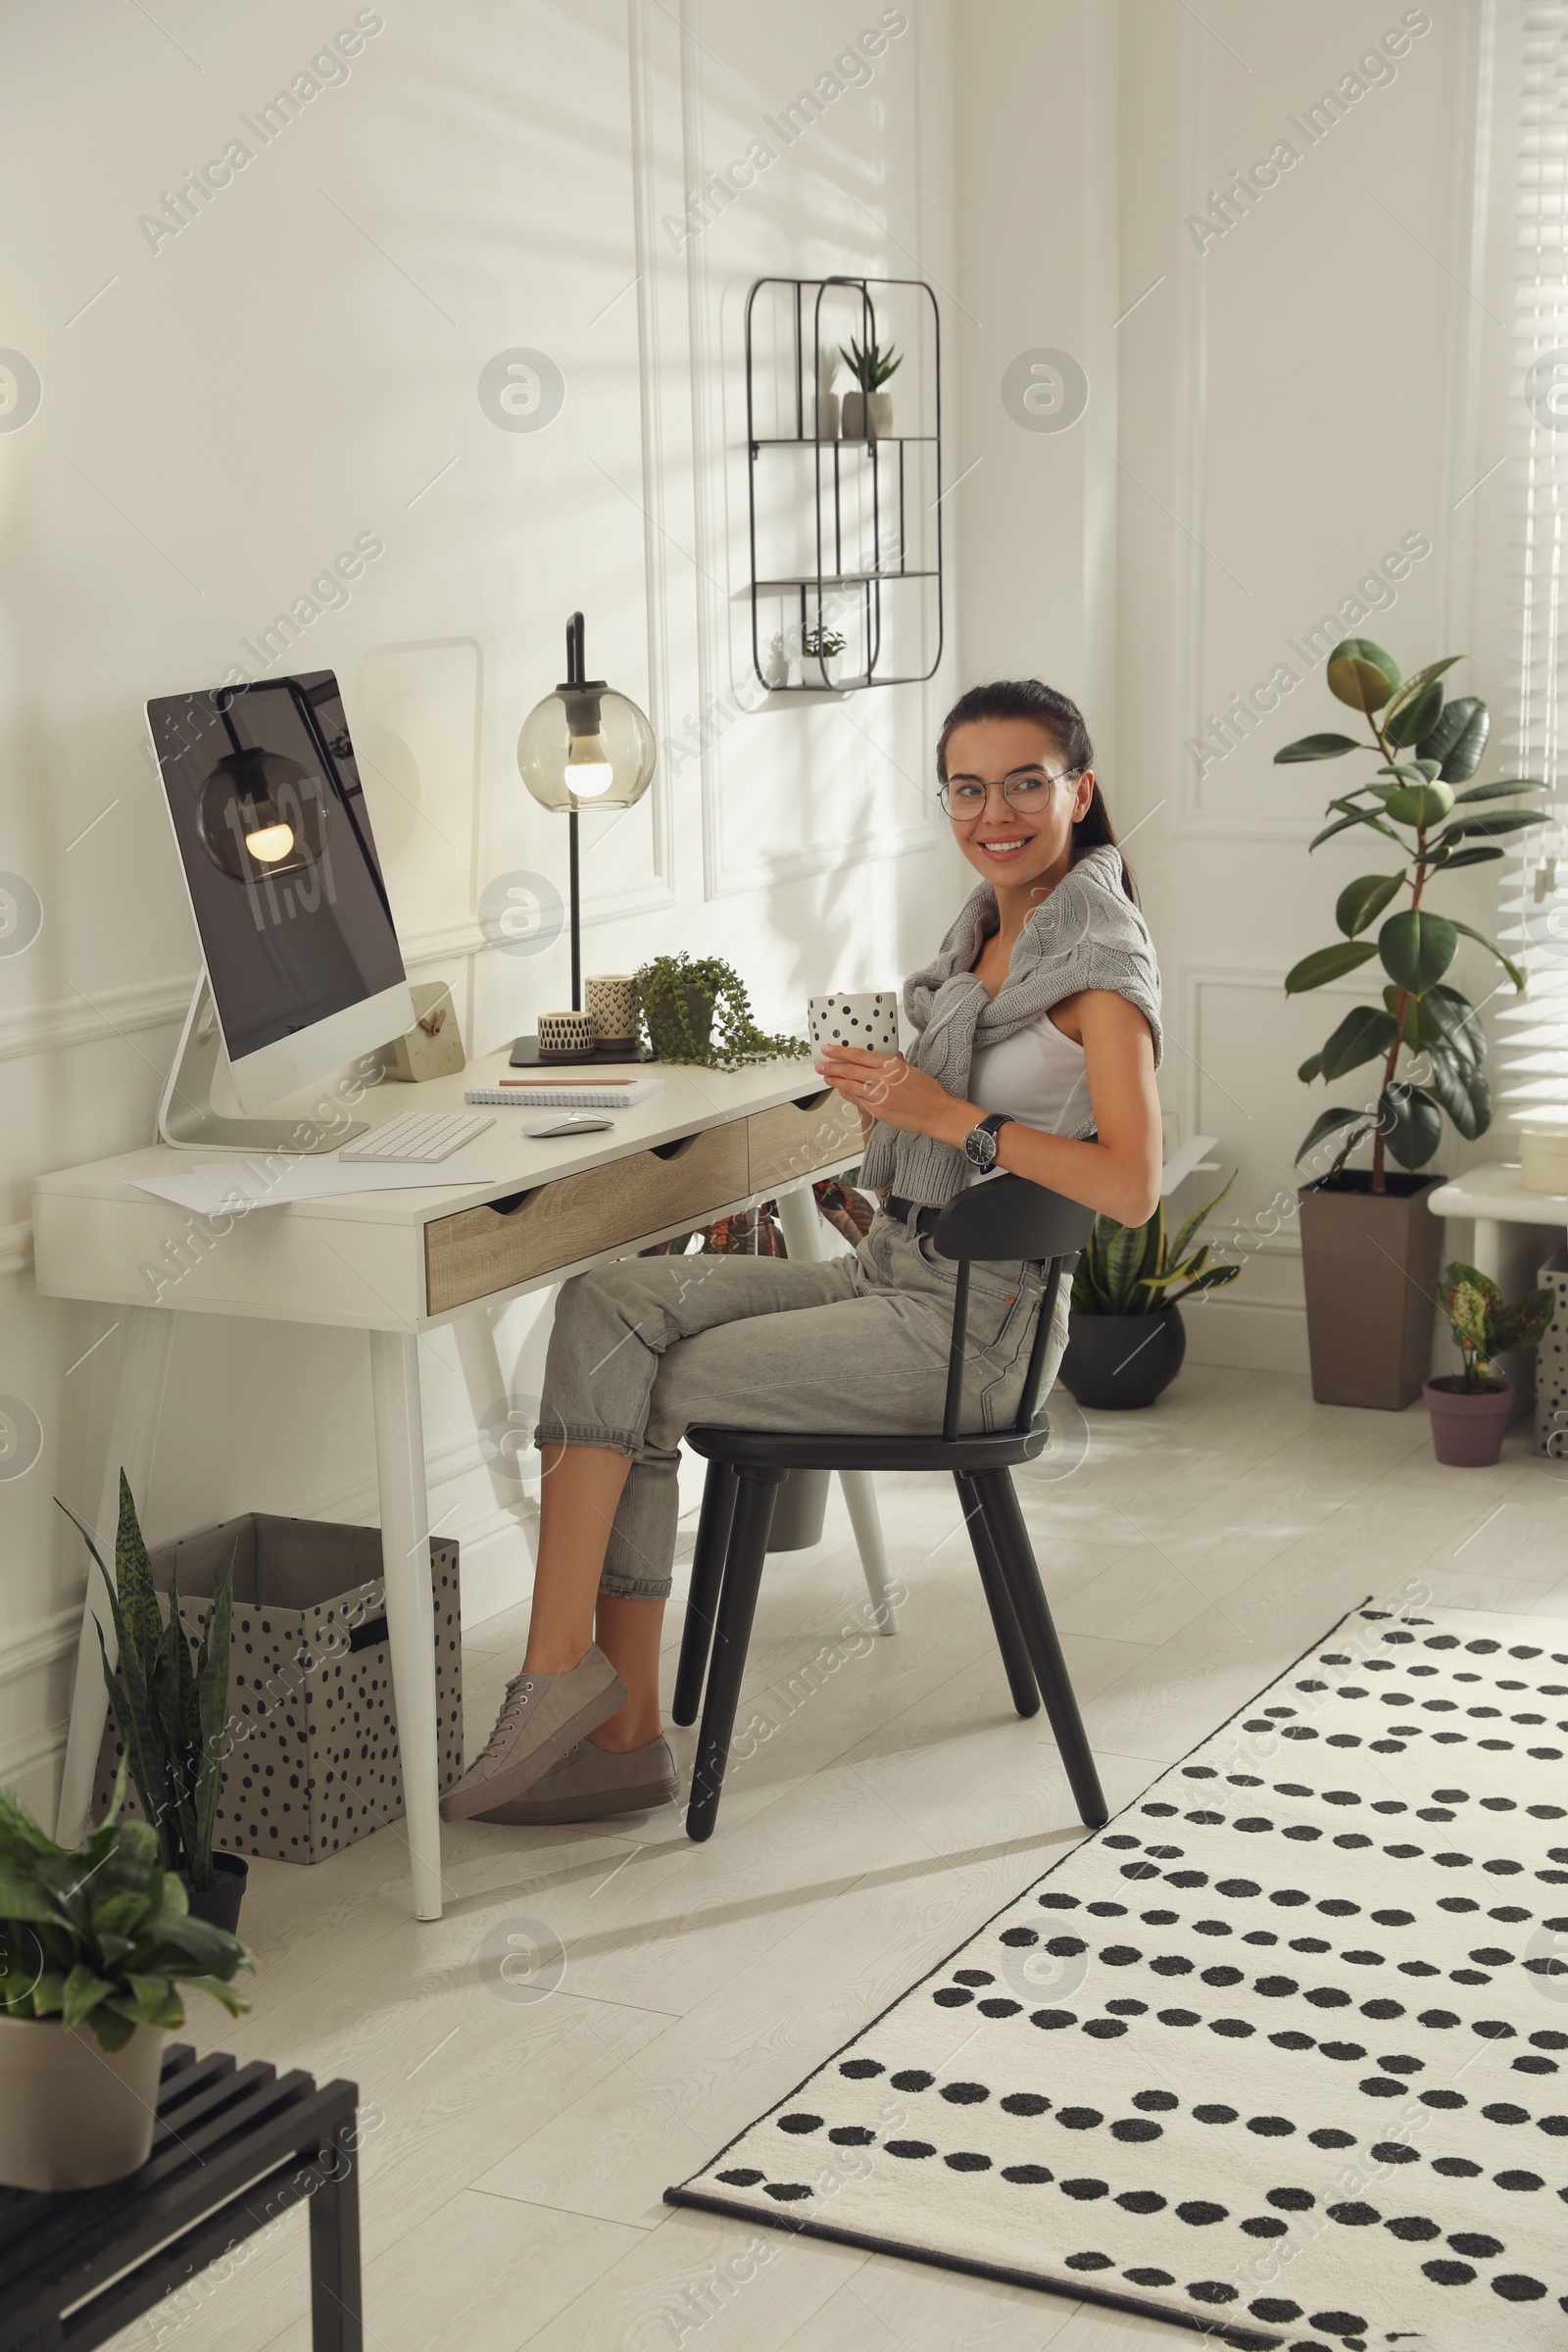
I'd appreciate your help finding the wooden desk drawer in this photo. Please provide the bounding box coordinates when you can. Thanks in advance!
[747,1091,862,1192]
[424,1123,749,1315]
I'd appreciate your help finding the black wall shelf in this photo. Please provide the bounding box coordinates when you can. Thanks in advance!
[743,275,943,697]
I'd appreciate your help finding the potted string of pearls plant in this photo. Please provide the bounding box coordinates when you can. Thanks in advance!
[1425,1263,1555,1467]
[1275,638,1545,1410]
[0,1769,251,2189]
[634,953,810,1074]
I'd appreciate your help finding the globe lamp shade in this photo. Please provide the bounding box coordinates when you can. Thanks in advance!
[516,683,656,812]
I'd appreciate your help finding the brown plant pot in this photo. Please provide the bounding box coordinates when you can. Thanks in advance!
[1298,1170,1445,1411]
[1424,1375,1515,1467]
[0,2016,168,2190]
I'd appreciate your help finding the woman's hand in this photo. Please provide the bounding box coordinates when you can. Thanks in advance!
[814,1046,973,1146]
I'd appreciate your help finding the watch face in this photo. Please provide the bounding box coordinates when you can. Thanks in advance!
[965,1126,996,1168]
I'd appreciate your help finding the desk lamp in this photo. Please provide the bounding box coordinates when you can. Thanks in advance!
[511,610,656,1065]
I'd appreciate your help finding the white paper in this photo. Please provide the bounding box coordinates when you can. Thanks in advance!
[128,1152,491,1215]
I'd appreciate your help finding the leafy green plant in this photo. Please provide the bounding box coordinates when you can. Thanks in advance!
[1072,1180,1242,1316]
[634,952,810,1075]
[58,1474,233,1892]
[1275,639,1546,1192]
[0,1768,251,2052]
[838,334,902,394]
[802,625,846,662]
[1437,1260,1555,1394]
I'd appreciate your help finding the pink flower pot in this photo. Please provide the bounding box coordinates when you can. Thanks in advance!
[1423,1376,1515,1467]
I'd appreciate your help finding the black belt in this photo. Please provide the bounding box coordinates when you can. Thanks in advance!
[886,1196,942,1236]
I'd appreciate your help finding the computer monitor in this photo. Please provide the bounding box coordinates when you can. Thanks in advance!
[147,670,414,1142]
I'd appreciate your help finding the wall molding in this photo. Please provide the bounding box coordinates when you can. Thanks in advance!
[0,970,191,1067]
[0,1605,79,1691]
[0,1221,33,1278]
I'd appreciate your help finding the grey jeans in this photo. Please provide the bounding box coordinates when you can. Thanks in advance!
[535,1211,1069,1600]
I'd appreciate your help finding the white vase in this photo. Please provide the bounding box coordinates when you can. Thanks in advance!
[0,2015,169,2189]
[866,392,893,439]
[841,391,865,439]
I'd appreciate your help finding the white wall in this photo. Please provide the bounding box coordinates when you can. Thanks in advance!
[1111,0,1513,1374]
[0,0,962,1818]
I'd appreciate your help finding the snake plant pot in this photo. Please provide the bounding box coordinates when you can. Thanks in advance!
[765,1467,830,1552]
[865,391,893,438]
[1424,1375,1515,1467]
[0,2016,169,2190]
[181,1849,249,1934]
[1298,1171,1445,1411]
[1059,1306,1186,1409]
[841,390,865,439]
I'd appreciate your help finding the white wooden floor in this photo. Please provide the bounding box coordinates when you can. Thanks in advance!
[110,1368,1568,2352]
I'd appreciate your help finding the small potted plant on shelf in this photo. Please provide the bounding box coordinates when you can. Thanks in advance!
[1059,1180,1241,1409]
[1425,1261,1555,1466]
[61,1473,247,1932]
[839,334,901,439]
[0,1769,252,2190]
[801,624,846,689]
[634,952,811,1074]
[1275,639,1545,1411]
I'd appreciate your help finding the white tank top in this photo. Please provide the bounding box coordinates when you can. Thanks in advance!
[963,1011,1089,1182]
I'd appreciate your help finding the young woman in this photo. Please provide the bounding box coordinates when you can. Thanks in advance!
[440,678,1163,1828]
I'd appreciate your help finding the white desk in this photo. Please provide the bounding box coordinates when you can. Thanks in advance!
[1425,1162,1568,1281]
[33,1050,890,1921]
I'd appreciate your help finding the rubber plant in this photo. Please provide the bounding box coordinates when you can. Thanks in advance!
[1072,1179,1243,1316]
[634,952,810,1074]
[57,1474,233,1894]
[1437,1261,1555,1394]
[0,1767,251,2051]
[1275,639,1545,1192]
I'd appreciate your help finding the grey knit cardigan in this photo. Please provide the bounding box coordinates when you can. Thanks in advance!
[858,844,1163,1207]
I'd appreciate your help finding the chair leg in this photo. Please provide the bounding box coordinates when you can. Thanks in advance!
[685,1469,783,1842]
[953,1472,1038,1719]
[672,1462,737,1727]
[973,1469,1108,1828]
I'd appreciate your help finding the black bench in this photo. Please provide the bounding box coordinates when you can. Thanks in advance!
[0,2043,363,2352]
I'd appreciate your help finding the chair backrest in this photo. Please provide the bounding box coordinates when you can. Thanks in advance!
[931,1175,1097,1265]
[929,1177,1096,1442]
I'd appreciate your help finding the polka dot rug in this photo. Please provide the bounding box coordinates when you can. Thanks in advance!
[666,1604,1568,2349]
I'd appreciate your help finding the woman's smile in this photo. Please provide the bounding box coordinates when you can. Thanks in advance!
[973,833,1034,860]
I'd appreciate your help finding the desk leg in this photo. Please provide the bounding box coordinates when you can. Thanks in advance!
[368,1332,444,1923]
[56,1306,174,1843]
[773,1182,899,1636]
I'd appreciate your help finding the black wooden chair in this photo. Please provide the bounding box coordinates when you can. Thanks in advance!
[672,1177,1106,1841]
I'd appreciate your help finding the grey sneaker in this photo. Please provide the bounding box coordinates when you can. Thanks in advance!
[439,1645,628,1821]
[475,1736,678,1825]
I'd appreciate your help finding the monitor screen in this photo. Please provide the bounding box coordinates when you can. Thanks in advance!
[148,671,406,1067]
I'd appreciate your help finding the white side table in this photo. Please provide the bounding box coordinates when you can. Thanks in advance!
[1424,1162,1568,1283]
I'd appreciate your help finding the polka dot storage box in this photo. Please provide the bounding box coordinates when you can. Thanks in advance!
[94,1511,463,1864]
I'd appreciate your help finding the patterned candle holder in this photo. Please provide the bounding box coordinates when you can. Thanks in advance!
[537,1009,593,1061]
[585,974,639,1052]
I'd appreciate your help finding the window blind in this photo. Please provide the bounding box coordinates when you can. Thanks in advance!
[1495,5,1568,1124]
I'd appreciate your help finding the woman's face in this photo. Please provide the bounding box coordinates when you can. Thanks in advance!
[942,717,1094,896]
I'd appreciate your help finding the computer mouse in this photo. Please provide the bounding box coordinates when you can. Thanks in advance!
[524,1113,614,1138]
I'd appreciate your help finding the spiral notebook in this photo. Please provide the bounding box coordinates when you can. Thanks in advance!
[465,1078,665,1108]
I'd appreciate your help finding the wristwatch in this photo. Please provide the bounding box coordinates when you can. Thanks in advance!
[962,1111,1011,1172]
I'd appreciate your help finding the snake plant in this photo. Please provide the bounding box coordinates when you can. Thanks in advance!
[1071,1180,1242,1317]
[58,1474,233,1892]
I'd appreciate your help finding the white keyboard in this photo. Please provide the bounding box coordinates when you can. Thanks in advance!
[338,1109,495,1163]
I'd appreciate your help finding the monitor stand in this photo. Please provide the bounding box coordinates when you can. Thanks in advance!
[158,975,368,1153]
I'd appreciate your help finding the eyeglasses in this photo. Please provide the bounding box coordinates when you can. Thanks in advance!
[938,767,1080,817]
